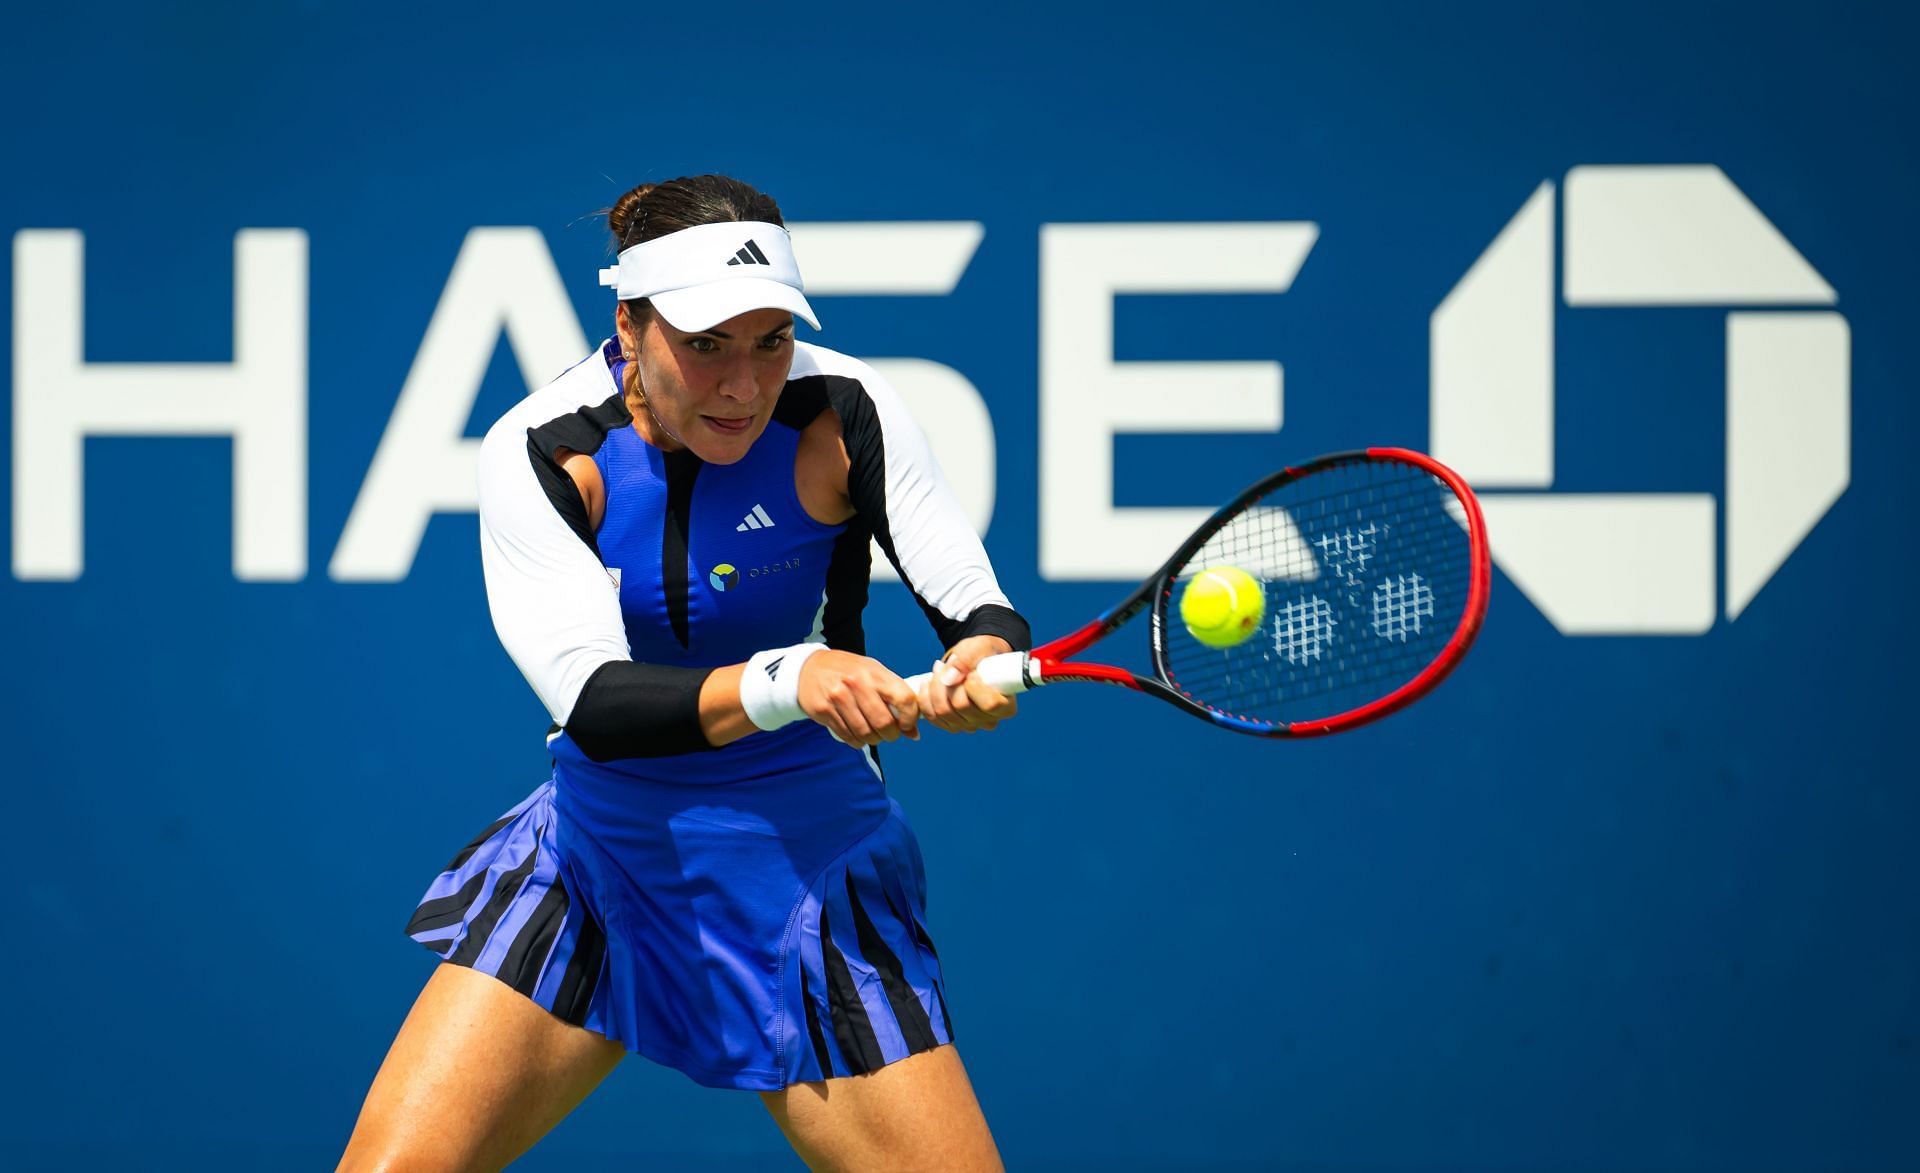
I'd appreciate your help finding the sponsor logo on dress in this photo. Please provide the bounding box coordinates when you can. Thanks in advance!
[736,504,776,531]
[708,560,797,591]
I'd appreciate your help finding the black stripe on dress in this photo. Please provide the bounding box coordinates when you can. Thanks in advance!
[661,449,702,648]
[879,878,953,1040]
[502,878,572,998]
[819,521,874,656]
[446,844,542,967]
[818,902,886,1073]
[898,901,953,1037]
[406,869,488,936]
[445,814,514,872]
[553,911,607,1026]
[845,873,938,1053]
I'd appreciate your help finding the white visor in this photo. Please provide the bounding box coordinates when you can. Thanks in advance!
[598,220,820,333]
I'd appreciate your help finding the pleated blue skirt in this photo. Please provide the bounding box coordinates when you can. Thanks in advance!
[405,775,954,1090]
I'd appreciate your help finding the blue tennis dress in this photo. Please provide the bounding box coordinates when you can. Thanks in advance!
[406,395,953,1090]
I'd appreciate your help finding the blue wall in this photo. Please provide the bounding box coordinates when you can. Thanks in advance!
[3,2,1915,1168]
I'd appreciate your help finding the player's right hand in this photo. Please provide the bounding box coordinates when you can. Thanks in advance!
[797,650,921,747]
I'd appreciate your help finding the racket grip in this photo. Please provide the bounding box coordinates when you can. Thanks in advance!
[904,651,1038,697]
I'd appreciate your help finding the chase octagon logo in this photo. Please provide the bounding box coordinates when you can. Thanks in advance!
[1430,165,1849,635]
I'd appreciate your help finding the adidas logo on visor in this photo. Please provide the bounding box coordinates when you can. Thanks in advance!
[726,240,772,267]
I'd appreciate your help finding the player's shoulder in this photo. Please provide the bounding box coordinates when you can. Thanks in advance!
[788,340,882,386]
[776,341,907,434]
[481,339,623,455]
[785,341,904,408]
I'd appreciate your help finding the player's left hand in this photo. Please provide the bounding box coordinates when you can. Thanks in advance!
[920,635,1019,734]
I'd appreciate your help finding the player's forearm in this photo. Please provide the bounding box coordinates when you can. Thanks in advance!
[698,664,759,747]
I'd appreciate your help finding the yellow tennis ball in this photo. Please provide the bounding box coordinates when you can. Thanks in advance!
[1179,565,1265,648]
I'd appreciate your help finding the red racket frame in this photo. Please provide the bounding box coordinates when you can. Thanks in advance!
[1015,448,1490,737]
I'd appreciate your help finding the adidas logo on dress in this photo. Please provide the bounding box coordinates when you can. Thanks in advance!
[736,504,776,531]
[726,240,772,267]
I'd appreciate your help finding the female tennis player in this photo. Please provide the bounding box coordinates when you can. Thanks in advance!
[338,174,1028,1171]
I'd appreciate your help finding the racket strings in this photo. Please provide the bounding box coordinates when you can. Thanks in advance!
[1157,458,1474,727]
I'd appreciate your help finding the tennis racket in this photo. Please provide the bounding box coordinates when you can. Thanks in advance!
[907,448,1490,737]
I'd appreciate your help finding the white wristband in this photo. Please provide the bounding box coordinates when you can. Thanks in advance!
[739,643,828,731]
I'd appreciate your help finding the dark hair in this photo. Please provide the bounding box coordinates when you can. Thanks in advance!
[607,173,784,253]
[605,174,785,401]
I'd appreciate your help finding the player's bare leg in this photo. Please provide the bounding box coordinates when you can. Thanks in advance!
[337,963,625,1172]
[761,1044,1002,1172]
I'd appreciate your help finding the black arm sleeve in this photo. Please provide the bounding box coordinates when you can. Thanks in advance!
[949,602,1033,652]
[563,662,717,762]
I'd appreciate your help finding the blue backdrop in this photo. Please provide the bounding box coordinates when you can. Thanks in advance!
[4,1,1916,1169]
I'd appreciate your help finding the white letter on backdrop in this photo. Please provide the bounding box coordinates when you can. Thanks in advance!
[1038,223,1317,580]
[12,229,308,581]
[329,228,589,582]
